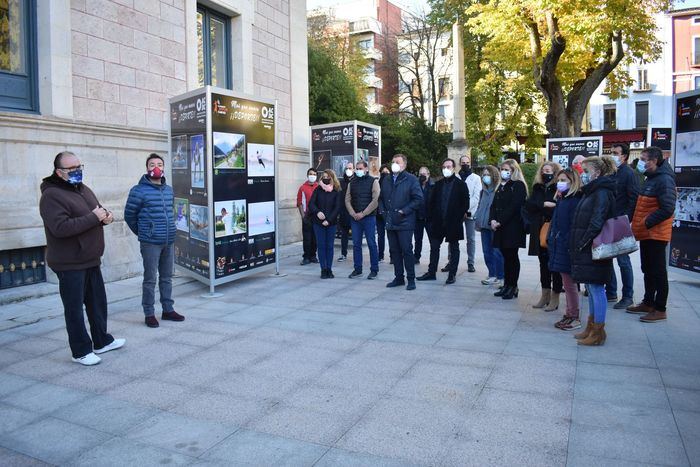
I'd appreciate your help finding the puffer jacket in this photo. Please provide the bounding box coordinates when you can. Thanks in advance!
[525,182,557,256]
[124,175,176,245]
[547,191,582,274]
[475,186,496,231]
[379,171,423,231]
[570,176,615,284]
[632,159,676,242]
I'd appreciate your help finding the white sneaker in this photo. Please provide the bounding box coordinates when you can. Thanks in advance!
[481,276,495,285]
[72,352,101,366]
[492,279,504,287]
[94,338,126,355]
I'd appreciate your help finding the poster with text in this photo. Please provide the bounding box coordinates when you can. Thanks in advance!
[546,137,602,169]
[356,124,380,173]
[311,123,354,172]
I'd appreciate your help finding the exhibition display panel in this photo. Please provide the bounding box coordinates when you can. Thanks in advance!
[310,120,381,176]
[546,136,603,169]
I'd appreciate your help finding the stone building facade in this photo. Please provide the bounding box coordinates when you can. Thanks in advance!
[0,0,309,287]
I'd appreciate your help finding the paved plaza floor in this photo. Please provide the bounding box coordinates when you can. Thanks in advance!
[0,240,699,466]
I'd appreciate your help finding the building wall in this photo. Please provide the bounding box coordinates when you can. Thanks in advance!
[672,11,700,94]
[375,0,401,110]
[0,0,309,284]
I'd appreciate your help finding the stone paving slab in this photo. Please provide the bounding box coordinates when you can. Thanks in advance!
[0,239,698,466]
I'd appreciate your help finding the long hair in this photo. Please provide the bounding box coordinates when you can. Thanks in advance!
[323,169,341,191]
[555,169,582,197]
[501,158,529,196]
[533,161,562,186]
[481,165,500,189]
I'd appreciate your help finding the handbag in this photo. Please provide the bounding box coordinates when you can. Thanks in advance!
[539,221,550,248]
[591,215,638,260]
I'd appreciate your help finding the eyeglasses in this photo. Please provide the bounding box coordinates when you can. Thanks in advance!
[58,164,84,171]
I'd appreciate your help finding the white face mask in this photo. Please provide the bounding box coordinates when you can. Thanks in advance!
[345,169,354,177]
[612,156,621,167]
[442,167,453,178]
[500,170,511,181]
[308,175,317,183]
[391,162,401,174]
[355,169,365,178]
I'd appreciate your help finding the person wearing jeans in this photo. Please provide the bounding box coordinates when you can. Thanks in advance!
[337,162,354,262]
[345,161,381,279]
[474,165,503,285]
[458,155,481,272]
[125,153,184,328]
[308,170,343,278]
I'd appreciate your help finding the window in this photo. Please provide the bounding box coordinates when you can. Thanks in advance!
[635,101,649,129]
[398,79,409,94]
[365,61,375,75]
[441,47,449,57]
[693,16,700,24]
[197,6,231,88]
[357,38,372,50]
[603,104,616,130]
[694,36,700,66]
[365,90,376,105]
[695,76,700,89]
[437,105,446,117]
[636,68,650,91]
[438,77,450,98]
[0,0,38,112]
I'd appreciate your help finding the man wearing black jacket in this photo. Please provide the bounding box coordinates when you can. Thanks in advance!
[417,158,468,284]
[606,143,640,309]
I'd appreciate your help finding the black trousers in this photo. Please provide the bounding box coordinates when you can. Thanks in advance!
[428,237,459,275]
[413,218,427,259]
[538,249,563,293]
[501,247,521,288]
[338,222,350,256]
[302,218,317,260]
[640,239,669,312]
[56,266,114,358]
[377,215,387,259]
[387,229,415,280]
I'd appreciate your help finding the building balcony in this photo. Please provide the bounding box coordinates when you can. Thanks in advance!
[364,75,383,89]
[349,17,383,35]
[361,47,383,61]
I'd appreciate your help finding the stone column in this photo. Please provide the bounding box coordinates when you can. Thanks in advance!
[447,21,470,161]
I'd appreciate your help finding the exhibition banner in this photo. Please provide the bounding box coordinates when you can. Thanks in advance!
[670,91,700,273]
[356,124,381,177]
[546,136,602,169]
[310,123,354,173]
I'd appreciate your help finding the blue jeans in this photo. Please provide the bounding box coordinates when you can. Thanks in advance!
[313,223,336,270]
[586,283,607,324]
[141,243,175,317]
[351,216,379,273]
[480,230,504,279]
[605,254,633,299]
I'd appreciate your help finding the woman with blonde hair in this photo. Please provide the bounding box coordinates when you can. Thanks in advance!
[525,160,563,311]
[547,168,584,331]
[474,165,504,286]
[308,169,343,278]
[569,156,617,345]
[489,159,528,299]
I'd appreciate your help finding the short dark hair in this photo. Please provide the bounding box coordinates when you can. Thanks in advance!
[611,143,630,157]
[441,158,455,168]
[307,167,317,176]
[642,146,664,164]
[392,154,408,165]
[356,161,367,169]
[146,153,164,166]
[53,151,75,169]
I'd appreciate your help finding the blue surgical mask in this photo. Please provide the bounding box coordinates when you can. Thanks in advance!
[66,168,83,185]
[612,156,621,167]
[355,169,365,178]
[637,160,646,173]
[581,172,591,185]
[556,181,569,192]
[482,175,492,186]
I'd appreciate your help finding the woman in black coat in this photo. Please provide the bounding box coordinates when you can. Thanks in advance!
[525,161,563,311]
[308,169,343,279]
[489,159,528,299]
[570,156,616,346]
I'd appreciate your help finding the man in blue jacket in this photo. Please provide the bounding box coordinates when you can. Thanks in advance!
[606,143,640,309]
[379,154,424,290]
[125,154,184,328]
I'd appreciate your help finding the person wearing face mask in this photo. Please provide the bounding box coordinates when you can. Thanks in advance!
[547,169,584,331]
[337,162,355,262]
[40,151,125,365]
[457,155,480,273]
[379,154,424,290]
[474,165,504,287]
[489,159,528,300]
[525,161,563,311]
[297,168,319,265]
[125,153,184,328]
[605,143,640,309]
[413,166,434,264]
[569,156,617,345]
[345,161,381,279]
[377,165,391,262]
[417,158,468,284]
[308,170,344,279]
[628,146,676,323]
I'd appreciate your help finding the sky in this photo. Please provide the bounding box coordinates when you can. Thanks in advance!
[306,0,430,14]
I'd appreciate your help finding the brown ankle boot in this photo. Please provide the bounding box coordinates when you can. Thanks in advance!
[544,292,560,312]
[533,289,551,309]
[578,323,606,346]
[574,315,593,340]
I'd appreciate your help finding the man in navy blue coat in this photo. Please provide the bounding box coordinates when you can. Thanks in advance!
[379,154,424,290]
[125,154,184,328]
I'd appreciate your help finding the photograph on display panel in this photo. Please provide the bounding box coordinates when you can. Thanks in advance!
[247,143,274,177]
[174,197,189,232]
[368,156,380,177]
[248,201,275,236]
[332,155,352,177]
[213,132,246,169]
[189,204,209,242]
[190,134,205,188]
[313,150,331,171]
[674,131,700,167]
[675,188,700,223]
[171,135,188,170]
[214,199,247,237]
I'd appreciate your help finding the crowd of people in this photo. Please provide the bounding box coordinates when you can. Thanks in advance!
[297,145,677,346]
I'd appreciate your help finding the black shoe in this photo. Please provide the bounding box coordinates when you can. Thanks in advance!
[389,259,394,265]
[386,278,405,288]
[414,257,420,264]
[502,287,519,300]
[406,280,416,291]
[468,264,476,273]
[310,257,319,264]
[328,269,335,279]
[145,315,159,328]
[417,273,436,281]
[613,297,633,309]
[440,264,450,272]
[300,258,311,265]
[445,274,456,284]
[321,269,328,279]
[494,286,507,297]
[349,269,363,278]
[606,294,618,303]
[367,271,377,280]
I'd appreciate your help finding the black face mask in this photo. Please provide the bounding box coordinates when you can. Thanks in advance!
[542,174,554,184]
[419,175,427,183]
[322,178,331,184]
[381,172,390,179]
[460,164,470,171]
